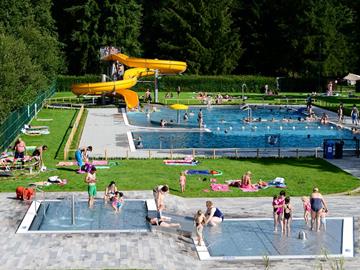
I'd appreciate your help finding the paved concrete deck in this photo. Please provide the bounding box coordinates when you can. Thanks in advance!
[1,191,360,270]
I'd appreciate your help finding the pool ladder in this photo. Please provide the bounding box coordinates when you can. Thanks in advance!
[33,186,46,217]
[71,194,76,225]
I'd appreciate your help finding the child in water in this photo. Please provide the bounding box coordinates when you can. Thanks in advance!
[301,196,311,225]
[320,207,328,231]
[112,191,124,213]
[194,210,206,246]
[179,171,186,193]
[282,196,293,236]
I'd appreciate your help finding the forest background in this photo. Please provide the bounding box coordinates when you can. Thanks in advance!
[1,0,360,119]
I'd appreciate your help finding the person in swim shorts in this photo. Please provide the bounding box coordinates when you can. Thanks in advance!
[310,187,328,232]
[85,166,97,208]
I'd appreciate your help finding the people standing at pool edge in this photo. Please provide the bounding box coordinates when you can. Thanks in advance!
[85,166,97,208]
[337,103,344,123]
[351,104,359,125]
[205,201,224,226]
[310,187,328,232]
[153,184,169,218]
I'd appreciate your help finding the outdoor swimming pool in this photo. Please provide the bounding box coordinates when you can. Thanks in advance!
[17,199,149,233]
[195,218,353,260]
[127,106,358,149]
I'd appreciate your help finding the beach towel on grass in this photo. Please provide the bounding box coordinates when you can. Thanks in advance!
[57,160,108,166]
[268,177,287,188]
[185,170,222,176]
[239,185,259,192]
[210,183,230,192]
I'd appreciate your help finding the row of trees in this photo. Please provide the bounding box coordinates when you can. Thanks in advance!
[53,0,360,77]
[0,0,63,121]
[1,0,360,119]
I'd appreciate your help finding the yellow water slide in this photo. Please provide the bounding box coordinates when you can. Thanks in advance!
[71,53,187,109]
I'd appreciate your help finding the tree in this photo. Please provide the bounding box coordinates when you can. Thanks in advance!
[0,33,46,121]
[0,0,64,119]
[53,0,142,75]
[155,0,243,75]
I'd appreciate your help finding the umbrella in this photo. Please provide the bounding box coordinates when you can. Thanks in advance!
[169,104,189,123]
[343,73,360,85]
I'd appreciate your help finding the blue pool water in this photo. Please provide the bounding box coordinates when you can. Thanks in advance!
[203,219,343,257]
[29,200,149,231]
[128,106,358,149]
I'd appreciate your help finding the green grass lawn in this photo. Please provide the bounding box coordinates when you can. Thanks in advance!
[2,156,359,197]
[4,98,359,197]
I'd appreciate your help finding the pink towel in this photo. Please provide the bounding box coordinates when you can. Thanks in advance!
[210,184,230,192]
[239,185,259,192]
[57,160,108,166]
[91,160,108,165]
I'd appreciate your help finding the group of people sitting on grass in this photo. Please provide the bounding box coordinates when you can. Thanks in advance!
[1,138,47,171]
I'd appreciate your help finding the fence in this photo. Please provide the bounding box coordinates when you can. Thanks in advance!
[0,85,56,152]
[63,105,85,160]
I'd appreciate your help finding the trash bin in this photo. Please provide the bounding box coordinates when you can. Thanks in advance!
[324,140,334,159]
[335,141,344,159]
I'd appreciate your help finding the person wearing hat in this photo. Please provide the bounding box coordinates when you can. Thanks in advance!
[241,171,252,187]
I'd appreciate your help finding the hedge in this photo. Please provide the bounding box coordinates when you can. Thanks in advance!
[56,74,276,93]
[278,77,330,92]
[56,75,100,92]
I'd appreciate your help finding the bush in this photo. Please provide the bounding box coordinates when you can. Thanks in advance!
[56,74,277,93]
[278,77,329,92]
[158,75,276,93]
